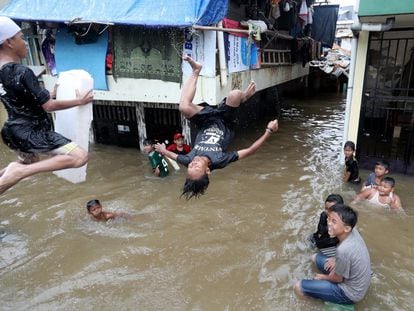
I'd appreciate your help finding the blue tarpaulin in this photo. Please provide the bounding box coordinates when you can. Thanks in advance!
[0,0,228,27]
[55,28,108,90]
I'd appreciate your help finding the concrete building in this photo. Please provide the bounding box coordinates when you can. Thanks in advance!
[0,0,312,151]
[345,0,414,174]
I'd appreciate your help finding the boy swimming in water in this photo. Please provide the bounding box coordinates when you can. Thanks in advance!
[155,55,278,199]
[86,199,129,221]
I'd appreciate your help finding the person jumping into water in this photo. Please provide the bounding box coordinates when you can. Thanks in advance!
[155,55,278,199]
[0,17,93,194]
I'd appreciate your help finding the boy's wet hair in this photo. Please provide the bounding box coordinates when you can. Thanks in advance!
[86,199,100,211]
[181,174,210,200]
[325,194,344,205]
[143,139,153,146]
[382,176,395,187]
[376,160,390,170]
[330,204,358,228]
[344,141,356,151]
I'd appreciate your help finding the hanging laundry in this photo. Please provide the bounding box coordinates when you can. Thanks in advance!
[308,6,313,25]
[299,0,309,25]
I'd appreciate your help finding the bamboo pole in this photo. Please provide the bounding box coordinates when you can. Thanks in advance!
[192,25,295,40]
[192,25,254,35]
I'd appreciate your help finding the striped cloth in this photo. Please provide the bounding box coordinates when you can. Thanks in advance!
[320,246,337,257]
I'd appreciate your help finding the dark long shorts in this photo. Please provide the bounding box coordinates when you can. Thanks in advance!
[190,98,238,130]
[1,118,71,154]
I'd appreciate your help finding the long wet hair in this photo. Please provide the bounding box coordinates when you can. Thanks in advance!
[181,174,210,200]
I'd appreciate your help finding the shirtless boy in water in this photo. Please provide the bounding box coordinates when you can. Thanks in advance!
[353,176,403,212]
[86,199,129,221]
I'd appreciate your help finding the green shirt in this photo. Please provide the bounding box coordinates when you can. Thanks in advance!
[148,151,169,177]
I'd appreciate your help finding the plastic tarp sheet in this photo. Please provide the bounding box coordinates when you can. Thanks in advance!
[0,0,228,27]
[55,28,108,90]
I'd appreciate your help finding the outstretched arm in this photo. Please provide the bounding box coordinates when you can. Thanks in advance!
[352,188,372,204]
[237,119,278,160]
[42,89,94,112]
[155,143,178,161]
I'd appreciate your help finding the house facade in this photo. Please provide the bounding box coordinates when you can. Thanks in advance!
[0,0,316,151]
[346,0,414,174]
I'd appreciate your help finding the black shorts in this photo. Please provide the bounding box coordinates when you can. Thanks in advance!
[1,118,71,154]
[190,98,239,129]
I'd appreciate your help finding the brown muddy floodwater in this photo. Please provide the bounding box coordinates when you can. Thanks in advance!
[0,93,413,310]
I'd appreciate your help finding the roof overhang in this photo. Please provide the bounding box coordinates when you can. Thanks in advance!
[359,14,414,29]
[0,0,228,27]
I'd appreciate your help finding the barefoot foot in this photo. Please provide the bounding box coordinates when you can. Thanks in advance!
[242,81,256,103]
[0,162,26,194]
[183,55,202,72]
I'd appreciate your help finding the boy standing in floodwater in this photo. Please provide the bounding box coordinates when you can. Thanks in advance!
[143,139,169,177]
[0,17,93,194]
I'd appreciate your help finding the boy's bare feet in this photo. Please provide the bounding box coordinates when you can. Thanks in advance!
[0,162,26,194]
[242,81,256,103]
[183,55,202,73]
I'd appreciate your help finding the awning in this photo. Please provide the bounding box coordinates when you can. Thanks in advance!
[0,0,228,27]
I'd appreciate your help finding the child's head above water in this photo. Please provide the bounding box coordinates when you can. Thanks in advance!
[173,133,184,145]
[86,199,100,211]
[381,176,395,188]
[343,141,356,159]
[374,160,390,177]
[325,194,344,204]
[330,203,358,229]
[143,139,154,154]
[86,199,102,218]
[324,194,344,212]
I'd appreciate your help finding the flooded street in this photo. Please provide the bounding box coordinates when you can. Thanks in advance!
[0,92,413,310]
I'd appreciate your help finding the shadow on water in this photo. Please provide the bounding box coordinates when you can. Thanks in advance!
[0,93,413,310]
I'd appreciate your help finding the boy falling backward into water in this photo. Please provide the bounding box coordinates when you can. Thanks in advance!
[155,55,278,199]
[0,17,93,194]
